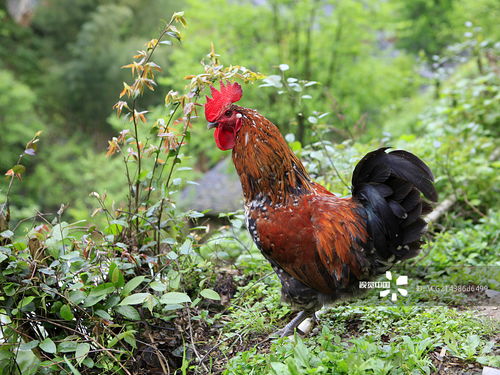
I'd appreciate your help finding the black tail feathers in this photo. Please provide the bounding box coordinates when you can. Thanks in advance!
[352,148,437,264]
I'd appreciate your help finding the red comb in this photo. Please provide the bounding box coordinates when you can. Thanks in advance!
[204,81,242,122]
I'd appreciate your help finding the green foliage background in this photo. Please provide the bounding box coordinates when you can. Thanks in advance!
[0,0,498,220]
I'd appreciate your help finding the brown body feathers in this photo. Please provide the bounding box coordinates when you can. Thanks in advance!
[203,84,437,311]
[231,107,436,310]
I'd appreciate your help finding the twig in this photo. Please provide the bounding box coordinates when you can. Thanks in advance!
[186,307,209,373]
[147,332,170,375]
[320,140,350,190]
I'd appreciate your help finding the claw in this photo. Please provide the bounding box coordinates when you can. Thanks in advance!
[270,311,312,338]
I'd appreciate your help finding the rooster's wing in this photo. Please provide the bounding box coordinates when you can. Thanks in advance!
[249,193,370,295]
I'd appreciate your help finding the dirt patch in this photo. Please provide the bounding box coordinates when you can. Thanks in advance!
[430,350,483,374]
[128,268,267,374]
[343,318,363,338]
[213,268,239,306]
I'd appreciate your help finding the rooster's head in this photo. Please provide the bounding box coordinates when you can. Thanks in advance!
[205,81,243,151]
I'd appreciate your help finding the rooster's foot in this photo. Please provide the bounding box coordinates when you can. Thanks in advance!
[271,311,312,338]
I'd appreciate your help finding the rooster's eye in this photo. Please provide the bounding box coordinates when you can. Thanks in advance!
[225,110,232,117]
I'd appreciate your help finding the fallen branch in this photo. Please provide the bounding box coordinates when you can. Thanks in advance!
[424,193,458,224]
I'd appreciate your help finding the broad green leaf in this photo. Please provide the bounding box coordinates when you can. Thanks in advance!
[58,341,78,353]
[60,304,74,321]
[270,362,289,374]
[51,222,70,241]
[108,263,125,288]
[82,294,106,307]
[200,289,221,301]
[179,239,193,255]
[160,292,191,305]
[94,309,112,321]
[119,293,150,306]
[121,276,146,296]
[39,338,57,354]
[115,305,140,320]
[88,283,115,297]
[75,343,90,366]
[150,281,167,292]
[68,290,86,304]
[123,332,137,349]
[111,267,124,287]
[82,357,94,368]
[18,296,35,310]
[19,340,39,351]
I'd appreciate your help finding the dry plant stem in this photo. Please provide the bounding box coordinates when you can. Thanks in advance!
[94,196,113,225]
[128,20,176,232]
[144,101,182,207]
[5,153,23,205]
[321,141,349,190]
[155,93,199,254]
[186,307,209,373]
[147,332,170,375]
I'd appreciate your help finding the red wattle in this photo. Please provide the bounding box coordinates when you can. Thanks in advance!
[214,126,236,150]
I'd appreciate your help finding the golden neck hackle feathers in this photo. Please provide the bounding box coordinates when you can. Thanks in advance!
[232,108,313,205]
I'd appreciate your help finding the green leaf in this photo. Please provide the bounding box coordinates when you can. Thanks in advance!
[59,341,78,353]
[123,332,137,349]
[160,292,191,305]
[179,239,193,255]
[94,309,112,321]
[115,305,140,320]
[18,296,35,310]
[68,290,86,304]
[39,338,57,354]
[88,282,115,297]
[200,289,220,301]
[0,230,14,239]
[82,357,94,368]
[51,222,70,241]
[150,281,167,292]
[121,276,146,296]
[64,355,82,375]
[60,304,74,320]
[4,283,17,296]
[82,294,106,307]
[119,293,150,306]
[75,343,90,366]
[108,263,125,288]
[19,340,39,351]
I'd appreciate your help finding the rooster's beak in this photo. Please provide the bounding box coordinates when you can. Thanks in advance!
[207,122,218,129]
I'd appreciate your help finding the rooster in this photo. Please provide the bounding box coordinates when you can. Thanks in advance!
[204,82,437,336]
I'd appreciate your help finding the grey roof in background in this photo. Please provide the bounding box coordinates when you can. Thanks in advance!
[180,158,243,216]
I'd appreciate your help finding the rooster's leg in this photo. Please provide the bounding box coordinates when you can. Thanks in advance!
[272,310,312,338]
